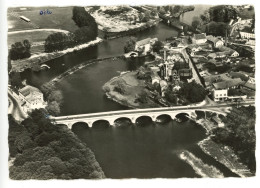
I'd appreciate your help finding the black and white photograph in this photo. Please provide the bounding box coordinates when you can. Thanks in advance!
[0,0,258,186]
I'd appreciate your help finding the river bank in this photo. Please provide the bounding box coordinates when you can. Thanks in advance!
[11,37,103,72]
[178,150,224,178]
[198,137,254,177]
[103,20,160,39]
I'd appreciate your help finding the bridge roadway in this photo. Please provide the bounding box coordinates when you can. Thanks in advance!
[51,101,254,128]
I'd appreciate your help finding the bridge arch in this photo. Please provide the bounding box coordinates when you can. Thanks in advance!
[155,114,173,123]
[92,120,110,129]
[114,117,133,127]
[71,122,89,131]
[175,112,190,122]
[135,116,153,126]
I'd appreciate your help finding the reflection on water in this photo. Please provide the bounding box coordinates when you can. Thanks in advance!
[73,120,206,178]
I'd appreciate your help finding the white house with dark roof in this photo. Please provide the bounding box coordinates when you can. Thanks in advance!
[192,33,207,44]
[206,35,224,48]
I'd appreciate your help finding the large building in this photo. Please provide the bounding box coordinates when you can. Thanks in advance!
[206,35,224,48]
[192,33,207,44]
[19,85,46,110]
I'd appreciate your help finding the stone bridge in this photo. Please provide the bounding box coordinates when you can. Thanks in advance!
[50,105,230,129]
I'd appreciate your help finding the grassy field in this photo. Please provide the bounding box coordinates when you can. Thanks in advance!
[8,30,64,54]
[8,7,78,32]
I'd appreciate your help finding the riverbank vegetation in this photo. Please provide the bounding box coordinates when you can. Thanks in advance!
[191,5,238,36]
[44,7,98,53]
[40,83,63,116]
[124,37,136,53]
[10,40,31,60]
[211,106,256,173]
[8,110,105,179]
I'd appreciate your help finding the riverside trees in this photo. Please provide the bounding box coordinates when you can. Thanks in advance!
[44,7,98,53]
[10,40,31,60]
[212,106,256,173]
[8,110,105,180]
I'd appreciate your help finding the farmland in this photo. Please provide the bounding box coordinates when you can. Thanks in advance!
[8,7,78,32]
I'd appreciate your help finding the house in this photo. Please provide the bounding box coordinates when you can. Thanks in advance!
[19,85,45,109]
[240,27,255,39]
[135,38,152,55]
[246,39,255,46]
[206,35,224,48]
[211,78,245,102]
[213,78,244,90]
[151,73,161,85]
[212,89,228,102]
[219,46,239,57]
[192,33,207,44]
[178,68,192,78]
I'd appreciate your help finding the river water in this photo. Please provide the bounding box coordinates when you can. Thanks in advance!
[21,6,238,178]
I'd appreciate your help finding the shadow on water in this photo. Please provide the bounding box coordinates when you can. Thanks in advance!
[135,116,154,127]
[155,114,172,124]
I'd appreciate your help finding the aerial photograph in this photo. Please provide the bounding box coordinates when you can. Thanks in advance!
[6,4,255,179]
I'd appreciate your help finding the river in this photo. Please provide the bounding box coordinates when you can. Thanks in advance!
[20,6,238,178]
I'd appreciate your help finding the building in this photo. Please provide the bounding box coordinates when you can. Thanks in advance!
[19,85,45,110]
[192,33,207,44]
[151,73,161,85]
[159,80,168,97]
[240,27,255,39]
[212,89,228,102]
[213,78,244,90]
[219,46,239,57]
[135,38,158,55]
[206,35,224,48]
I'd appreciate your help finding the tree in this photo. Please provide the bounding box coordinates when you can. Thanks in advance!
[10,40,31,60]
[212,106,256,173]
[47,90,63,103]
[46,101,61,116]
[191,16,201,29]
[113,80,126,95]
[178,81,207,103]
[124,37,136,53]
[171,5,181,15]
[142,11,151,22]
[152,41,163,53]
[136,91,149,103]
[9,72,23,88]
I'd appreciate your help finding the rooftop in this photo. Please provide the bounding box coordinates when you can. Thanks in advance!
[193,33,206,40]
[213,78,244,89]
[206,35,222,43]
[19,85,42,97]
[136,38,152,46]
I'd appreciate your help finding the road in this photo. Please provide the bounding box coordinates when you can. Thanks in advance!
[8,92,28,122]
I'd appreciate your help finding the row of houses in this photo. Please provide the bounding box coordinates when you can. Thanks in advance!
[204,73,255,102]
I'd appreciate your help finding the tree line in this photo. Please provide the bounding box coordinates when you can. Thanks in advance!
[8,109,105,179]
[212,106,256,173]
[44,7,98,53]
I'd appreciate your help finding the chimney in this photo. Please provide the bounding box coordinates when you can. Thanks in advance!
[164,49,166,61]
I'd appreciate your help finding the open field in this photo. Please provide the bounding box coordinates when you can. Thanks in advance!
[8,7,78,32]
[8,30,69,54]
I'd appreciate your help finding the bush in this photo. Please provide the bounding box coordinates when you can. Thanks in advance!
[124,37,136,53]
[10,40,31,60]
